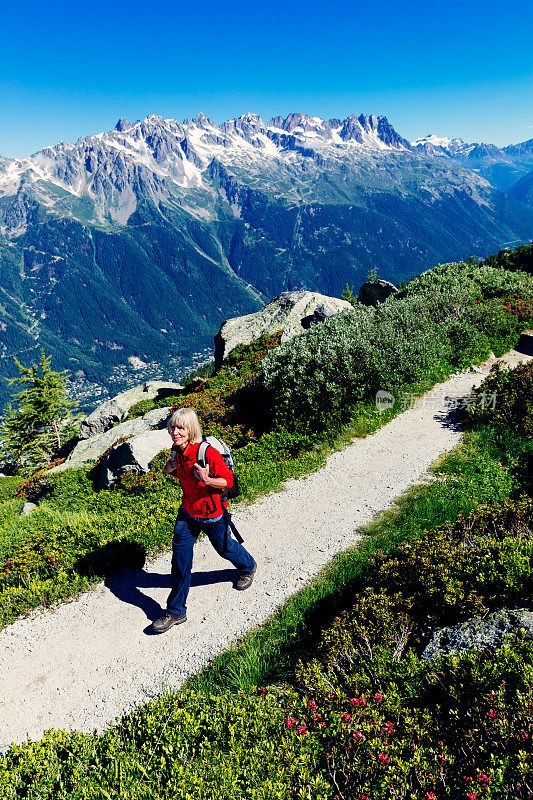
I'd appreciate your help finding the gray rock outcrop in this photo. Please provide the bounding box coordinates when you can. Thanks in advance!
[357,280,398,306]
[21,502,38,517]
[52,407,172,473]
[79,381,182,439]
[358,280,398,307]
[421,608,533,662]
[214,290,353,368]
[98,429,171,489]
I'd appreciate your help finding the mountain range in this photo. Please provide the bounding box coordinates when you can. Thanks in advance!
[1,111,533,411]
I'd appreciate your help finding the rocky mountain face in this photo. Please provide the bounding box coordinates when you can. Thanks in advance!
[1,111,533,411]
[412,133,533,191]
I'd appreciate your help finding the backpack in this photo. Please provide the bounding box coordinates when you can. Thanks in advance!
[197,436,241,502]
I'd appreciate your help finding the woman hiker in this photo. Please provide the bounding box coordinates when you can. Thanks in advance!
[151,407,256,634]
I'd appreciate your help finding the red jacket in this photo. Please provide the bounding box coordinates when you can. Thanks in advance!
[171,441,234,520]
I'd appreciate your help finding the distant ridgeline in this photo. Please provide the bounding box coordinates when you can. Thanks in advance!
[1,112,533,411]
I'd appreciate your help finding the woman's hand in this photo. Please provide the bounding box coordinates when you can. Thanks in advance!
[163,456,177,475]
[193,462,210,484]
[193,463,227,489]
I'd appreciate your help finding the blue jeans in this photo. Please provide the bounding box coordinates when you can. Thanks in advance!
[167,507,255,617]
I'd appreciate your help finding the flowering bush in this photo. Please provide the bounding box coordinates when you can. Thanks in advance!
[14,470,51,502]
[468,361,533,440]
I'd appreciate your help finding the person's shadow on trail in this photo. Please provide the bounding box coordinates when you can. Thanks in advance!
[433,402,465,431]
[104,567,237,634]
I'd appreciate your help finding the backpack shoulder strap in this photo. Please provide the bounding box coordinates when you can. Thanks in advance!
[197,438,209,468]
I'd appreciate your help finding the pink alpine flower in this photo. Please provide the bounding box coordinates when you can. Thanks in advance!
[467,793,478,800]
[486,708,497,719]
[425,793,437,800]
[298,723,308,735]
[378,752,390,765]
[342,712,351,722]
[373,692,384,702]
[307,699,317,711]
[382,720,394,735]
[350,696,366,707]
[477,774,490,786]
[352,730,365,741]
[285,717,296,728]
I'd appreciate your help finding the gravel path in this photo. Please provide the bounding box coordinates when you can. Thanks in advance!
[1,349,531,747]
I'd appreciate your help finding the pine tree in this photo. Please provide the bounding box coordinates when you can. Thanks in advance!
[341,283,357,306]
[0,350,78,470]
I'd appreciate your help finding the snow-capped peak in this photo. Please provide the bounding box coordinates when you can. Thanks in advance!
[411,133,470,154]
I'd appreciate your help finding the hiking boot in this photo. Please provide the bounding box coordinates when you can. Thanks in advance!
[151,612,187,634]
[234,562,256,591]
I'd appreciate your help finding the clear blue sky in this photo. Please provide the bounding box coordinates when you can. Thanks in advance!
[1,0,532,158]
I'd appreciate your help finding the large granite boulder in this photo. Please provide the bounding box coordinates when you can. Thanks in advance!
[79,381,182,439]
[358,280,397,307]
[51,407,172,473]
[421,608,533,662]
[214,290,353,368]
[98,429,171,489]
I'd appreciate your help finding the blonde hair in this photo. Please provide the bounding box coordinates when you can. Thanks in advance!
[167,407,203,444]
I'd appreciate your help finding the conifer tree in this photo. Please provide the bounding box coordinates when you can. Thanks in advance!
[0,350,77,470]
[341,283,357,306]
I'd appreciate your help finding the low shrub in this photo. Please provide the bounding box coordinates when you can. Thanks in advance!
[483,241,533,275]
[259,260,533,432]
[295,634,533,800]
[127,332,282,443]
[469,361,533,439]
[14,470,52,502]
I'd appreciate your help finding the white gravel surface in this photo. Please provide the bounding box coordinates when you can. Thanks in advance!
[1,349,531,747]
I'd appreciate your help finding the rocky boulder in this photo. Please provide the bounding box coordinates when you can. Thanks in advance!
[214,290,353,367]
[98,429,171,489]
[79,381,182,439]
[421,608,533,662]
[358,280,398,307]
[51,407,172,473]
